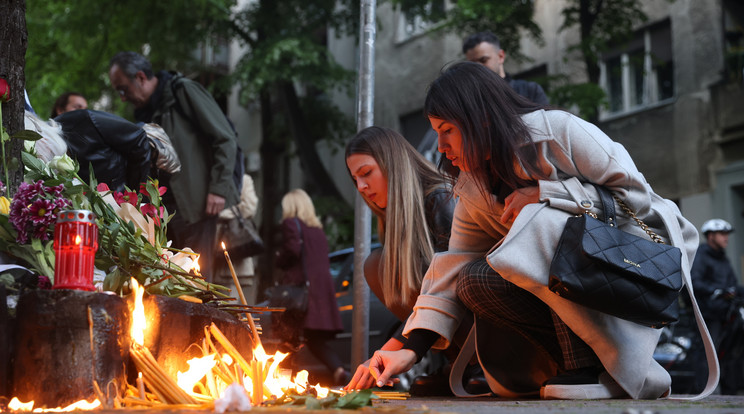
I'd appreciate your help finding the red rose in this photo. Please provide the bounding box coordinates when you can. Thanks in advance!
[0,78,9,103]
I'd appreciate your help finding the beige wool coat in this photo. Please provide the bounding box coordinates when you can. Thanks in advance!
[403,109,701,399]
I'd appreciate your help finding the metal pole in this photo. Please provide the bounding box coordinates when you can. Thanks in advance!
[351,0,376,370]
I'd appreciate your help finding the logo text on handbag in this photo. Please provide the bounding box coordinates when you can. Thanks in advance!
[623,258,641,268]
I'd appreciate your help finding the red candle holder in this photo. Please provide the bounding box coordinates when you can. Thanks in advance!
[53,209,98,291]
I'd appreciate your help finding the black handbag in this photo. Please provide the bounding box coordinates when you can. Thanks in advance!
[267,218,309,313]
[221,206,265,260]
[548,185,683,328]
[266,284,309,313]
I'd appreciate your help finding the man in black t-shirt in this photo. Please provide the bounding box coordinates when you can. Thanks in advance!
[463,31,549,105]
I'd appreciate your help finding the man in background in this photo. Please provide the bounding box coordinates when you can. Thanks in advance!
[108,51,240,282]
[463,31,549,105]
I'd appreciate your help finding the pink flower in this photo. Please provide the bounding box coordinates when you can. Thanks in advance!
[140,203,165,226]
[140,183,167,197]
[113,190,138,206]
[96,183,110,192]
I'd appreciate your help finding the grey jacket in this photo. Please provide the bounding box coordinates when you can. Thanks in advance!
[403,109,700,399]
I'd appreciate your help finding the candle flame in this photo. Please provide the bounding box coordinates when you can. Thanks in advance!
[177,354,217,395]
[130,278,146,346]
[8,397,33,411]
[74,234,81,245]
[7,397,100,412]
[193,256,201,276]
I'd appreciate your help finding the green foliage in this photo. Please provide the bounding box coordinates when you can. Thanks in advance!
[393,0,543,63]
[227,0,358,114]
[559,0,648,67]
[25,0,236,118]
[265,388,373,409]
[548,79,608,120]
[313,195,355,252]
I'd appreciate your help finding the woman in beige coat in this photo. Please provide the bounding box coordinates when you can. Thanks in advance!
[366,62,708,400]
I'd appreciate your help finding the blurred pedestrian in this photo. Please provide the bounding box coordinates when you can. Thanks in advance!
[55,109,152,192]
[463,31,549,105]
[51,92,88,118]
[274,189,345,385]
[691,218,743,394]
[108,51,240,282]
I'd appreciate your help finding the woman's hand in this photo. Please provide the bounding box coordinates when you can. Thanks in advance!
[368,349,417,388]
[500,186,539,224]
[344,359,376,390]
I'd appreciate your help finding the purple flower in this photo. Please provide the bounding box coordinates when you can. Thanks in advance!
[9,180,72,244]
[29,199,55,224]
[37,275,52,289]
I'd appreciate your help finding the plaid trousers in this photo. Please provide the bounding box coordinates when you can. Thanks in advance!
[456,258,600,371]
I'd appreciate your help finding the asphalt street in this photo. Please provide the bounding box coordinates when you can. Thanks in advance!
[370,394,744,414]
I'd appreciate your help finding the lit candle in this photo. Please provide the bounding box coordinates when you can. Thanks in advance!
[222,242,261,346]
[53,210,98,291]
[252,361,263,406]
[137,372,146,400]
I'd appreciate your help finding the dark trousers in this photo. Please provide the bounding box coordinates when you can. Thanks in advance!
[167,211,219,282]
[304,329,343,374]
[456,258,600,371]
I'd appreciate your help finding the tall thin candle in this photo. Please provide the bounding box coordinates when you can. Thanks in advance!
[221,242,261,346]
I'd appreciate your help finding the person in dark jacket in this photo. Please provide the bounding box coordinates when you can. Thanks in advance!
[54,109,152,192]
[274,189,345,385]
[691,218,743,394]
[108,51,240,282]
[345,127,469,394]
[463,31,549,105]
[692,219,742,342]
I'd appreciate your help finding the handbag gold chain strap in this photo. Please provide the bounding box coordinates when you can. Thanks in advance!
[612,194,665,244]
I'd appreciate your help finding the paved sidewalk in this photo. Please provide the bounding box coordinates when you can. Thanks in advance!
[370,394,744,414]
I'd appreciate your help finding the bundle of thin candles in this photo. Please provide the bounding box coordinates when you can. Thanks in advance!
[129,343,199,405]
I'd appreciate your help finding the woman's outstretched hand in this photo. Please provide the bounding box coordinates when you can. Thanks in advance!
[344,358,376,390]
[367,349,417,388]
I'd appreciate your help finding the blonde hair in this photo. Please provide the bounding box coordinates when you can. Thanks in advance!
[281,189,322,228]
[345,126,449,308]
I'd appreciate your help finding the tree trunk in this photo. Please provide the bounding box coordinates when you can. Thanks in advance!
[257,88,281,299]
[279,81,344,200]
[579,0,601,122]
[0,0,28,197]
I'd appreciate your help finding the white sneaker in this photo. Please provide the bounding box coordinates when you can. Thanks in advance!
[540,370,627,400]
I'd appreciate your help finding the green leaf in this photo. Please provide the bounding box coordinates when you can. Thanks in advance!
[336,389,373,409]
[304,396,321,410]
[12,130,43,141]
[22,151,48,174]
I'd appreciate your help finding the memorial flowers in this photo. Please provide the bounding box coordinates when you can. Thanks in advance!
[0,148,230,301]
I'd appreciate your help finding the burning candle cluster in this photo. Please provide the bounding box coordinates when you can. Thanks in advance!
[126,278,327,409]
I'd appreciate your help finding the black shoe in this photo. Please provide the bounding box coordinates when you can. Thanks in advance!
[409,371,453,397]
[465,373,491,395]
[540,367,626,400]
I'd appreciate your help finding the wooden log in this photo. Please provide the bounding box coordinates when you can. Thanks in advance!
[11,289,130,408]
[140,295,255,380]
